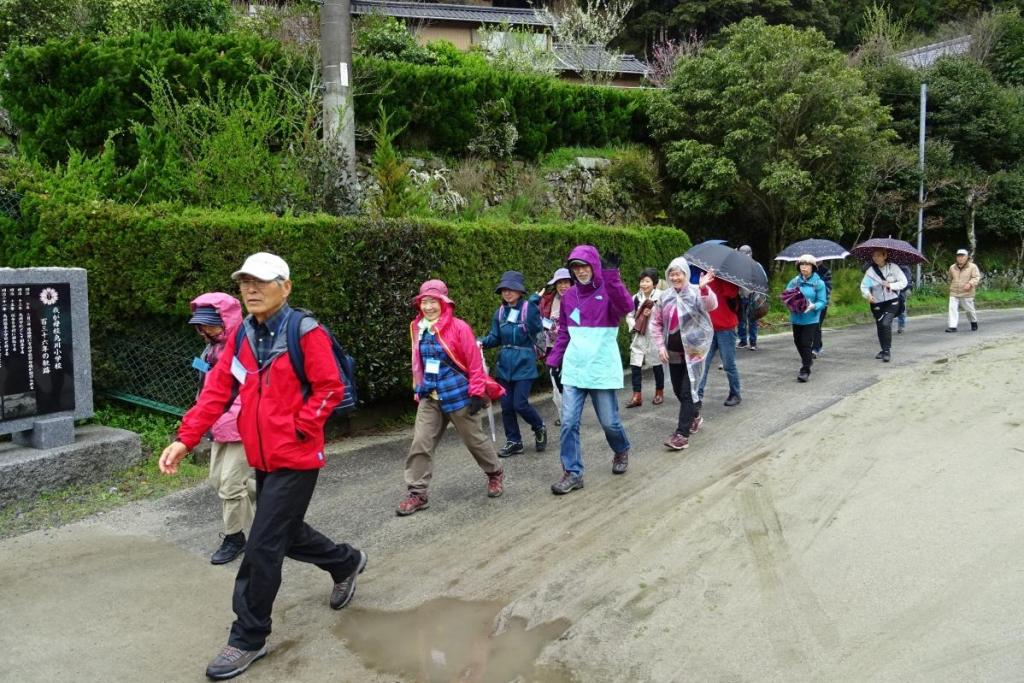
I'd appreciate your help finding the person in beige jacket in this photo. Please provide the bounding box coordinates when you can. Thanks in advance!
[947,249,982,332]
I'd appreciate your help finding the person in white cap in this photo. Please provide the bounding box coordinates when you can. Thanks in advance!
[946,249,982,333]
[159,252,367,680]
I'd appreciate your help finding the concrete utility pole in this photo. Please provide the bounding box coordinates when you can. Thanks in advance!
[321,0,357,197]
[915,82,927,288]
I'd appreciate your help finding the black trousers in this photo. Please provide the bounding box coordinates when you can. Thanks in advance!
[668,362,696,436]
[792,323,817,372]
[870,300,900,352]
[813,305,828,351]
[228,468,360,650]
[630,364,665,393]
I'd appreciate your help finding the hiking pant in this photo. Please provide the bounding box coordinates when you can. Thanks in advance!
[209,441,255,536]
[737,296,758,345]
[498,378,544,443]
[948,296,977,329]
[558,386,631,476]
[668,361,696,437]
[630,364,664,393]
[792,323,817,372]
[871,300,900,352]
[228,468,361,651]
[405,398,501,493]
[698,329,741,400]
[813,305,828,352]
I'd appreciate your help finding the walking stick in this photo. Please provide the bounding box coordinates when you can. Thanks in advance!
[478,344,497,442]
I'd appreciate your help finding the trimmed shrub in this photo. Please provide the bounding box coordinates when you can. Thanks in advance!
[2,199,690,401]
[354,57,651,158]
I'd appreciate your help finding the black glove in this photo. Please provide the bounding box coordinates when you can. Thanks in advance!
[467,396,486,416]
[549,365,561,383]
[601,251,622,270]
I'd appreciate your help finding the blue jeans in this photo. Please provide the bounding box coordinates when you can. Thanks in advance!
[737,296,758,344]
[558,385,631,476]
[499,378,544,443]
[698,329,741,399]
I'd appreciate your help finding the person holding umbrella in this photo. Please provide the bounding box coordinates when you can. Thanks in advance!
[859,249,908,362]
[784,255,828,382]
[774,239,849,358]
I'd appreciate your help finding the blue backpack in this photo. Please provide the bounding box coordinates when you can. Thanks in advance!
[233,309,358,416]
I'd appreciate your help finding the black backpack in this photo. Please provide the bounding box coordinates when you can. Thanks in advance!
[233,308,358,416]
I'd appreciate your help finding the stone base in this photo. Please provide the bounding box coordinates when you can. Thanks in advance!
[12,416,76,449]
[0,425,143,510]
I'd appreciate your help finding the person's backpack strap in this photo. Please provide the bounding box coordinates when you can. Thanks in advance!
[286,309,312,396]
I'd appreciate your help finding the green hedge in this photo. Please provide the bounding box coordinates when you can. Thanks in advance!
[354,57,652,158]
[2,199,690,401]
[0,28,306,165]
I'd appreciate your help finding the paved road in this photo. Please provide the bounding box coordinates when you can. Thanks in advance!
[2,309,1022,682]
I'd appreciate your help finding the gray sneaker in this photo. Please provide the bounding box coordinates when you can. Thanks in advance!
[205,644,267,680]
[330,550,368,610]
[551,472,584,495]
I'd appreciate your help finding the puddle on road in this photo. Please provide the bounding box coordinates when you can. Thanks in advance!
[334,597,574,683]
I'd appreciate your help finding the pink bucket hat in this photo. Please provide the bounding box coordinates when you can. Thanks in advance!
[413,279,454,306]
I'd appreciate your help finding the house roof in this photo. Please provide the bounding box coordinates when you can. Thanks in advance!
[895,35,972,69]
[552,44,648,76]
[350,0,554,27]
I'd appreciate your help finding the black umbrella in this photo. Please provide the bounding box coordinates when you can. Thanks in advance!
[850,237,927,266]
[776,238,849,262]
[684,242,769,294]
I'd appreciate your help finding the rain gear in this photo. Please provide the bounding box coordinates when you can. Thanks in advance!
[626,287,662,367]
[784,272,828,325]
[190,292,243,444]
[479,294,544,381]
[546,245,633,389]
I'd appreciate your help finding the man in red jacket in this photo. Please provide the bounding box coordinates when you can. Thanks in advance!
[695,277,743,417]
[159,252,366,680]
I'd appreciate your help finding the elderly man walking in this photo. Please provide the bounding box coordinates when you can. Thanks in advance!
[946,248,982,333]
[159,252,366,680]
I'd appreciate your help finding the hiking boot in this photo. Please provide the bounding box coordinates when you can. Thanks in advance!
[945,327,957,333]
[737,340,747,348]
[551,472,584,495]
[612,450,629,474]
[810,349,819,359]
[897,327,904,334]
[881,351,891,363]
[396,492,429,516]
[971,322,978,331]
[665,432,689,450]
[205,644,268,680]
[797,368,810,383]
[486,469,504,498]
[498,441,524,458]
[534,426,548,452]
[875,350,886,359]
[625,392,642,408]
[652,389,664,405]
[330,550,368,610]
[749,343,757,351]
[210,532,245,565]
[689,415,704,434]
[723,394,741,407]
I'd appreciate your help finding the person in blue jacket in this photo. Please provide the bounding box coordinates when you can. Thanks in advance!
[480,271,548,457]
[786,255,829,383]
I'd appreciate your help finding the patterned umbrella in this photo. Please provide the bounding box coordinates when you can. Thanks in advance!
[776,238,850,262]
[684,242,769,294]
[850,237,927,266]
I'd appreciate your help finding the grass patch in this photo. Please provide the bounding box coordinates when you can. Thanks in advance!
[0,400,204,539]
[538,145,624,172]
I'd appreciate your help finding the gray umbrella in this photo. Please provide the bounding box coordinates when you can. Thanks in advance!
[684,242,769,294]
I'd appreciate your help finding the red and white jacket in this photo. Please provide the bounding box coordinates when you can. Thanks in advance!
[409,303,504,402]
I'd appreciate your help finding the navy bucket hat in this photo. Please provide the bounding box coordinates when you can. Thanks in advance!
[495,270,527,294]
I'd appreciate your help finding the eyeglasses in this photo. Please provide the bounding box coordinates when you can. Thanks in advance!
[235,277,279,291]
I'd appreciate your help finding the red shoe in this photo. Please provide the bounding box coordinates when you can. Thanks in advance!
[396,492,429,516]
[689,416,704,434]
[486,470,505,498]
[665,432,689,450]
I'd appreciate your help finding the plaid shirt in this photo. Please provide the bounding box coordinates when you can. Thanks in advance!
[418,331,470,413]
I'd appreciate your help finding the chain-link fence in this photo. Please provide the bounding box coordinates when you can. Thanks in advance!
[102,323,204,416]
[0,187,21,220]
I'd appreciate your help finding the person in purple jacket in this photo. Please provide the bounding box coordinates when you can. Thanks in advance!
[546,245,634,495]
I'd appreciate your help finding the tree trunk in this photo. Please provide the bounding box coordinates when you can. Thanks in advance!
[966,188,978,255]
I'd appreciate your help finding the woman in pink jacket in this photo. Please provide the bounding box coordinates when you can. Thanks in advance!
[188,292,253,565]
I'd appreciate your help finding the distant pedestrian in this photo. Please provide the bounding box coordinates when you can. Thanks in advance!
[811,261,833,357]
[625,267,665,409]
[159,252,366,680]
[479,271,548,457]
[399,279,506,516]
[696,278,743,409]
[649,257,717,450]
[946,249,982,333]
[785,256,828,383]
[895,264,912,334]
[539,268,572,424]
[736,245,759,351]
[860,248,907,362]
[546,245,634,495]
[188,292,254,565]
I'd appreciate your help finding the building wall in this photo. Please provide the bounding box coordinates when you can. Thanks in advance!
[558,73,646,88]
[415,24,475,50]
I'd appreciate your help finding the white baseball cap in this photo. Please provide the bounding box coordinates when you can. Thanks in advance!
[956,248,969,256]
[231,252,290,281]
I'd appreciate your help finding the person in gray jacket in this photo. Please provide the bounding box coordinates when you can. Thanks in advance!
[859,249,907,363]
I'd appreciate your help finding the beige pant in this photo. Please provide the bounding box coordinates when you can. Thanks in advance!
[405,398,501,493]
[208,441,255,535]
[948,296,977,329]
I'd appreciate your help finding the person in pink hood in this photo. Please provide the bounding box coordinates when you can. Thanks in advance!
[188,292,254,565]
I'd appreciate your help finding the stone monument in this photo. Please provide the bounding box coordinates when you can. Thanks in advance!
[0,268,141,509]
